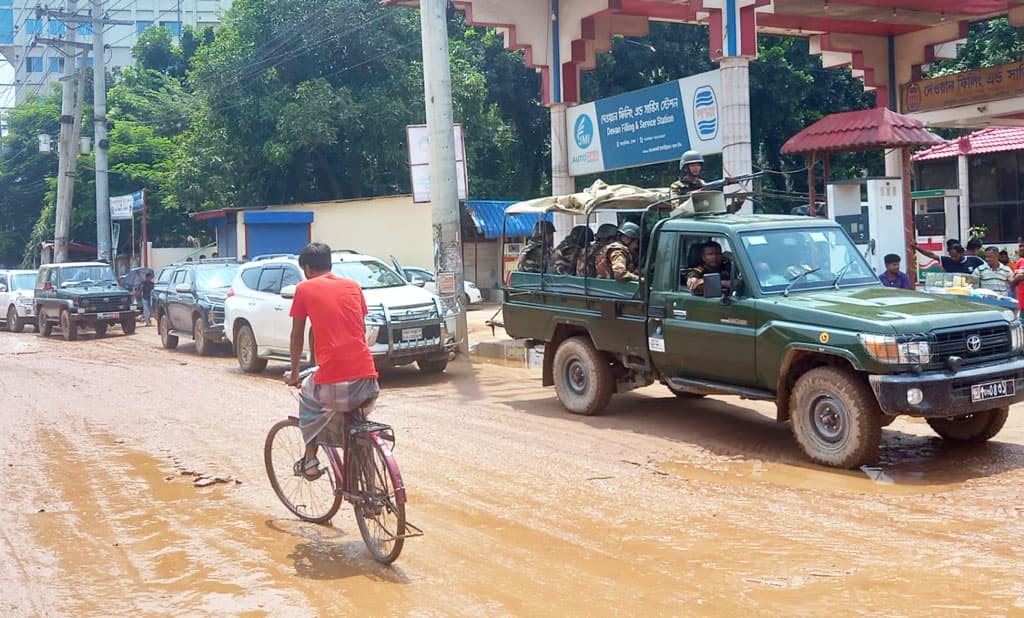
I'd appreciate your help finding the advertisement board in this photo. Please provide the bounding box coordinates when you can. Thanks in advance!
[902,60,1024,113]
[567,70,723,176]
[407,124,469,203]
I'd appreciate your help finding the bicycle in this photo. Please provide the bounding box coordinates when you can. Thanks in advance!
[264,366,422,564]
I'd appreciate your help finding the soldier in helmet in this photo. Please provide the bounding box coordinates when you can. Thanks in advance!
[517,220,556,272]
[596,222,641,282]
[549,225,594,275]
[577,223,620,277]
[670,150,707,197]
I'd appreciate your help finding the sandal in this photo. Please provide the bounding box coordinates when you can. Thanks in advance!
[293,457,325,481]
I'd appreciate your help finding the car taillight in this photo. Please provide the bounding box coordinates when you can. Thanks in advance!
[226,286,234,298]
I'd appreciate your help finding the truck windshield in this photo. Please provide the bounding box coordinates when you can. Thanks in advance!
[60,266,118,287]
[740,228,876,294]
[11,274,35,290]
[196,265,239,290]
[332,261,407,289]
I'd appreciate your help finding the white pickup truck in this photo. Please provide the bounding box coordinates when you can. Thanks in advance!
[223,251,457,374]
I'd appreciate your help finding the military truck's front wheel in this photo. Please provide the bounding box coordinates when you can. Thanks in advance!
[926,407,1008,442]
[790,366,881,469]
[553,336,613,416]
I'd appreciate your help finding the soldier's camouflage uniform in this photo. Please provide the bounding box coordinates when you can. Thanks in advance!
[670,176,705,198]
[595,241,639,281]
[549,237,586,275]
[576,240,609,278]
[516,239,549,273]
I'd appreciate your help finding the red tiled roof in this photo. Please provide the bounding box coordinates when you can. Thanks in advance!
[911,127,1024,161]
[781,107,945,155]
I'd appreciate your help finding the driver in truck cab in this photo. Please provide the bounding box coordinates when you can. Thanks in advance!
[686,241,732,293]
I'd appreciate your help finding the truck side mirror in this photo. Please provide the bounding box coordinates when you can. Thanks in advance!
[702,273,722,298]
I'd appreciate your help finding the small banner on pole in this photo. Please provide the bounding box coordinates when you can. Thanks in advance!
[109,194,134,220]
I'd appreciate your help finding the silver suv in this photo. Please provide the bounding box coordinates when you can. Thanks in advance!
[0,269,37,332]
[223,252,456,374]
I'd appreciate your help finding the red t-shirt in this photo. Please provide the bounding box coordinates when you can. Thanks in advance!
[290,272,378,384]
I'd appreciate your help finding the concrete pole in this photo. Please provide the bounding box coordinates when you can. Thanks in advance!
[718,56,753,213]
[419,0,468,353]
[52,0,79,264]
[957,153,970,242]
[550,102,575,242]
[93,0,112,263]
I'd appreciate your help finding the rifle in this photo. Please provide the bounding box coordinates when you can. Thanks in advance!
[698,170,767,192]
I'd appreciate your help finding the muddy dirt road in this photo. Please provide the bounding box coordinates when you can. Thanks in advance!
[2,324,1024,616]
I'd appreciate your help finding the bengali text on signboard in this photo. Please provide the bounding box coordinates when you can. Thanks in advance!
[902,61,1024,114]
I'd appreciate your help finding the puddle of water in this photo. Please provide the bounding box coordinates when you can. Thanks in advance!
[657,458,961,495]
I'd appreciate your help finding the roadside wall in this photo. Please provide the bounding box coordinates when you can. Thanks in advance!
[150,246,216,272]
[235,195,433,268]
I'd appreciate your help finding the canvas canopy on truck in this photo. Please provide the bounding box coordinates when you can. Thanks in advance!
[503,180,723,219]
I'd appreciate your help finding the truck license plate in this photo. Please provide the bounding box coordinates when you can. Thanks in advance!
[402,327,422,341]
[971,379,1015,403]
[96,312,119,319]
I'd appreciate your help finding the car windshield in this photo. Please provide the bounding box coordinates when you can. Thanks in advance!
[740,227,876,294]
[195,265,239,290]
[60,265,117,287]
[332,260,407,289]
[11,274,35,290]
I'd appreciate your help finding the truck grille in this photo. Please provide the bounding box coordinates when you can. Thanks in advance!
[928,324,1011,369]
[210,306,225,326]
[82,296,130,313]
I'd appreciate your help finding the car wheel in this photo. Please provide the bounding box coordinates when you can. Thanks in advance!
[37,309,52,337]
[159,314,178,349]
[926,407,1009,442]
[60,310,78,341]
[417,357,448,374]
[236,323,268,373]
[94,323,108,337]
[193,318,210,356]
[7,306,25,333]
[790,366,881,469]
[552,336,614,416]
[121,315,137,335]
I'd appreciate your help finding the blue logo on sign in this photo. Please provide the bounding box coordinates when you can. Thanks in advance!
[574,114,594,149]
[693,86,718,141]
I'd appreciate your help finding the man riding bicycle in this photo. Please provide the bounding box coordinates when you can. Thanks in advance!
[285,242,379,479]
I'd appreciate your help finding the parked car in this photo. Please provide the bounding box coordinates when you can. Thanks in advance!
[34,262,136,340]
[0,269,38,332]
[224,252,457,374]
[152,259,241,355]
[400,266,484,305]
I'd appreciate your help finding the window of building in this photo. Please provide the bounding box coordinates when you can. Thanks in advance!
[48,57,64,73]
[24,18,42,34]
[136,20,152,34]
[75,56,94,69]
[78,23,92,35]
[968,152,1024,242]
[159,21,181,36]
[48,20,65,35]
[915,159,956,191]
[26,56,42,73]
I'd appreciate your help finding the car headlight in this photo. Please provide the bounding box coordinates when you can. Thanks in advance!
[16,296,33,306]
[859,334,931,365]
[1011,321,1024,352]
[365,313,385,346]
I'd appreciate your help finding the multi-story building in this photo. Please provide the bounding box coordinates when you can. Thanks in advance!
[0,0,233,104]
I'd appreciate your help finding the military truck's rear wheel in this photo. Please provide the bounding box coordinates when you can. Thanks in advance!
[159,314,178,349]
[94,323,108,337]
[60,310,78,341]
[121,316,137,335]
[236,323,268,373]
[926,407,1009,442]
[553,336,613,416]
[7,307,25,333]
[790,366,881,469]
[37,309,52,337]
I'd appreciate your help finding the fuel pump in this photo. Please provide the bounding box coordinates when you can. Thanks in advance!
[826,178,905,275]
[911,189,960,277]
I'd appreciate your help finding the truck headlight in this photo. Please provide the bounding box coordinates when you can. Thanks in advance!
[859,334,931,365]
[1011,321,1024,352]
[365,313,385,346]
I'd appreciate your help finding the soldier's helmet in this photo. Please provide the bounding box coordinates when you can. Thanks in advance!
[595,223,620,240]
[679,150,704,171]
[619,222,641,240]
[569,225,595,245]
[532,220,556,238]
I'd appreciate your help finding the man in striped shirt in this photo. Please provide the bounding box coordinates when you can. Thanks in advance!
[975,246,1013,294]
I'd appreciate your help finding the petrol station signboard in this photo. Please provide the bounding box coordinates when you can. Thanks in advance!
[566,70,722,176]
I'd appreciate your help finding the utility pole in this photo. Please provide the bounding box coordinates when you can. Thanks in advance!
[419,0,468,353]
[37,1,82,263]
[92,0,111,263]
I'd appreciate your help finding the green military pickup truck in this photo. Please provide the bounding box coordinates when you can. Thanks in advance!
[503,186,1024,469]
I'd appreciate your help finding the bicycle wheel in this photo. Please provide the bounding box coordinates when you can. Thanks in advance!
[264,418,342,524]
[351,437,406,564]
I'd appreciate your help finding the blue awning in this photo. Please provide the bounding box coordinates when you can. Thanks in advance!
[465,200,552,239]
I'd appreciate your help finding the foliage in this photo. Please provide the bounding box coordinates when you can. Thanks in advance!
[928,18,1024,76]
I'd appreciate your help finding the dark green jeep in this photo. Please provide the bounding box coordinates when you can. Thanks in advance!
[502,189,1024,468]
[34,262,137,340]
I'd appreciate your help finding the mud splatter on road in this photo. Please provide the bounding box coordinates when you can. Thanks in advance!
[2,327,1023,615]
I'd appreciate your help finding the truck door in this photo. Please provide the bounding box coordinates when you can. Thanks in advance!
[168,269,191,330]
[648,232,759,388]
